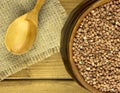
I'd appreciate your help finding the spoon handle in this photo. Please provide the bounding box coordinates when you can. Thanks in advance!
[34,0,45,14]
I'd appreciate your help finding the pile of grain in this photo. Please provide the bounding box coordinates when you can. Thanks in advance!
[72,0,120,92]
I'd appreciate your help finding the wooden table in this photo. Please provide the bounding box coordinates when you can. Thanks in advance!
[0,0,90,93]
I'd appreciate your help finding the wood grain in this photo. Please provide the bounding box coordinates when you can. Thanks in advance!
[8,53,71,79]
[7,0,81,79]
[0,80,90,93]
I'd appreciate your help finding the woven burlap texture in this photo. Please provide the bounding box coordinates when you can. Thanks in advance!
[0,0,67,80]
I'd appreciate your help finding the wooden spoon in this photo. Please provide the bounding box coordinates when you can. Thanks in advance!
[5,0,45,55]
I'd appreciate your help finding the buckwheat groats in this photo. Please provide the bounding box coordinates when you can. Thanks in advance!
[72,0,120,93]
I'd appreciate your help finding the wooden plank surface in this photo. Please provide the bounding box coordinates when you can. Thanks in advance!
[0,80,90,93]
[8,53,71,79]
[7,0,82,79]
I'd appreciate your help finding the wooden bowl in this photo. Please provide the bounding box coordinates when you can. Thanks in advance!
[60,0,111,93]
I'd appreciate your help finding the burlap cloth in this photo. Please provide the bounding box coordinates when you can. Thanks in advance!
[0,0,67,80]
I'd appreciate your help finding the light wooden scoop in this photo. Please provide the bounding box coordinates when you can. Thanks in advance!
[5,0,45,55]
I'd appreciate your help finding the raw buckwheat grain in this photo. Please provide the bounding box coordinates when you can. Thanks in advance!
[72,0,120,93]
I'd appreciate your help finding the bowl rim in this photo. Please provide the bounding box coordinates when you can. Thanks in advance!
[60,0,111,93]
